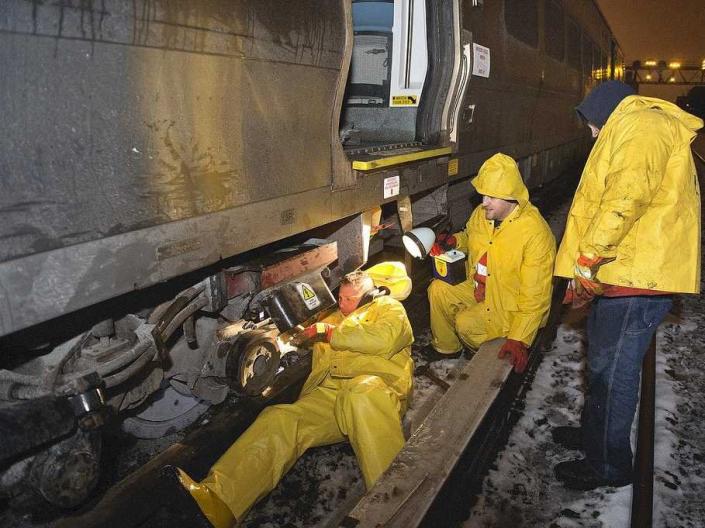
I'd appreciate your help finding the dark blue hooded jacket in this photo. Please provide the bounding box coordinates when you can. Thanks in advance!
[575,80,636,128]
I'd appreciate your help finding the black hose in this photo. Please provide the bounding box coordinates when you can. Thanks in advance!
[102,346,157,388]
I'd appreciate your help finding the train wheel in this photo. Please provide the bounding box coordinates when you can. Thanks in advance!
[227,331,281,397]
[121,385,210,439]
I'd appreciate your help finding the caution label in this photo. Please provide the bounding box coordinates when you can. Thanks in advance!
[448,158,459,176]
[391,95,419,107]
[434,258,448,277]
[297,282,321,311]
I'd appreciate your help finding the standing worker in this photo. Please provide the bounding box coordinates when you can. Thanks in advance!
[427,153,556,372]
[552,80,702,490]
[163,270,414,527]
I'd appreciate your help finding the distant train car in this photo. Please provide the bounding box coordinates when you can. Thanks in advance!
[0,0,621,508]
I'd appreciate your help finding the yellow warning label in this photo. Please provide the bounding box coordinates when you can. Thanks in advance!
[299,282,321,310]
[434,258,448,277]
[391,95,419,107]
[448,158,459,176]
[301,285,316,300]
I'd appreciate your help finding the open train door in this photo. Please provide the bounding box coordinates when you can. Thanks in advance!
[338,0,470,173]
[421,0,474,149]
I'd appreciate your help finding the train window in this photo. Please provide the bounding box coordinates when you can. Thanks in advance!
[566,19,581,70]
[581,35,593,78]
[505,0,539,48]
[346,2,394,106]
[544,0,564,61]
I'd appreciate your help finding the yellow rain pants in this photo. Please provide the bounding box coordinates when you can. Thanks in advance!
[200,375,405,520]
[428,278,505,352]
[186,295,414,522]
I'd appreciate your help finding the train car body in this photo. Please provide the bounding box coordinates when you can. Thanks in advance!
[0,0,621,508]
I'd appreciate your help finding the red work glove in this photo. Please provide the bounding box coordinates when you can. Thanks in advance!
[562,279,594,309]
[574,254,612,296]
[473,282,486,303]
[300,322,335,343]
[498,339,529,373]
[429,233,457,257]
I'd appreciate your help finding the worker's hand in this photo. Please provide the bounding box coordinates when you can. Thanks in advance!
[563,279,594,309]
[301,322,335,343]
[498,339,528,373]
[573,254,613,296]
[429,233,457,257]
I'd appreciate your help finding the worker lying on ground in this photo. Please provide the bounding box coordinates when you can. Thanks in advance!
[427,153,556,372]
[163,269,414,528]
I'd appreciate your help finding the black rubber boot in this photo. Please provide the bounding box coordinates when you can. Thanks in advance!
[554,458,632,490]
[421,345,462,362]
[551,425,584,451]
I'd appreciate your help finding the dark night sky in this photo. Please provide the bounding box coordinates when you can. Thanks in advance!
[596,0,705,100]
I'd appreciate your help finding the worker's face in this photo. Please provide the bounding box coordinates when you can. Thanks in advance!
[588,122,601,138]
[481,195,517,221]
[338,284,364,316]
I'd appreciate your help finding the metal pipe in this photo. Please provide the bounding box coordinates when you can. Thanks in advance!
[631,336,656,528]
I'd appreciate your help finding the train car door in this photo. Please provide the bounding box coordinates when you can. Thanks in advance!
[338,0,467,172]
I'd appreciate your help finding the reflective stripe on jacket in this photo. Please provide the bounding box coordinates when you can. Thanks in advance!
[454,154,556,346]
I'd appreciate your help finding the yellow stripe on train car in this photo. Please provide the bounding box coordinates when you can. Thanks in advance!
[352,147,452,171]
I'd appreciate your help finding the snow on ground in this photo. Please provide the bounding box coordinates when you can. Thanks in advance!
[465,294,705,528]
[466,190,705,528]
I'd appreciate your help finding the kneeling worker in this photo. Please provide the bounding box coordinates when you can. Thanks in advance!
[427,153,556,371]
[165,269,414,527]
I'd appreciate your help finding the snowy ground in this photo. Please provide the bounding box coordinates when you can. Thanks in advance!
[465,307,705,528]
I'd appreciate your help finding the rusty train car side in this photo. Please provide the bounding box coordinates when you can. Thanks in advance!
[0,0,621,509]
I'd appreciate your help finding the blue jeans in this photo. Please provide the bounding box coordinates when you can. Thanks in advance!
[581,295,672,480]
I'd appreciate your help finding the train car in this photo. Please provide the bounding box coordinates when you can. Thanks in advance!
[0,0,620,509]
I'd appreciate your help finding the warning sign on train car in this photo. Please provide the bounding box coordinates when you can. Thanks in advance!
[298,283,321,310]
[391,95,419,107]
[448,159,459,176]
[472,43,490,78]
[383,175,400,199]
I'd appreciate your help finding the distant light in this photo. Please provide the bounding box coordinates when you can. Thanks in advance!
[669,76,676,82]
[644,60,657,67]
[645,74,652,80]
[701,59,705,70]
[668,61,681,69]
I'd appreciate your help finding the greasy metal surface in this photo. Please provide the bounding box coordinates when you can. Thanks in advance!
[0,396,76,463]
[0,154,452,338]
[1,0,344,264]
[54,355,311,528]
[0,0,346,336]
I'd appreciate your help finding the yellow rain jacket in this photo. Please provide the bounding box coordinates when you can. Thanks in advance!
[429,153,556,353]
[555,96,702,293]
[189,295,414,522]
